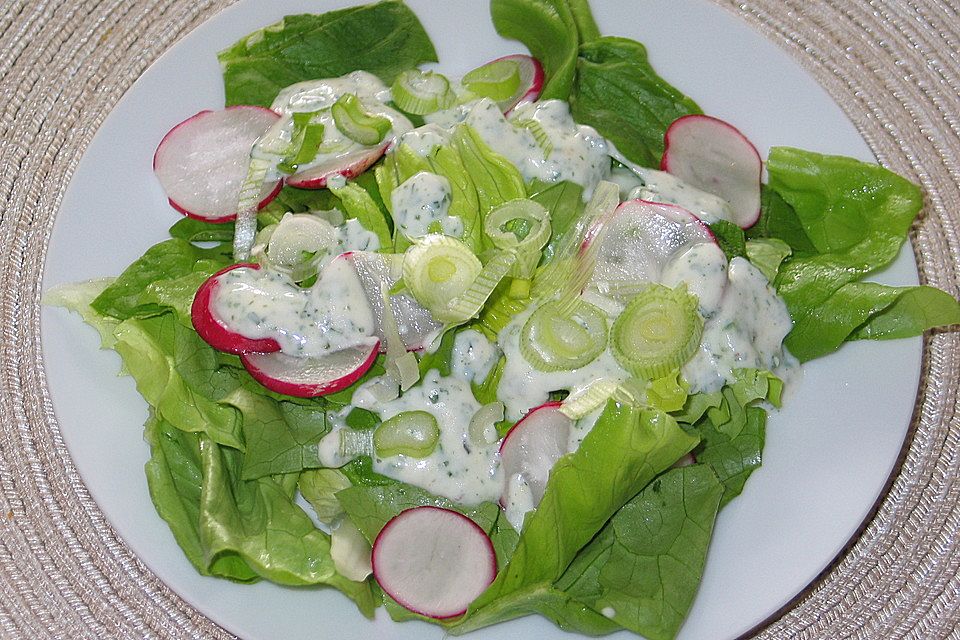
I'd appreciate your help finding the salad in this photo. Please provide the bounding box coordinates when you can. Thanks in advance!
[46,0,960,639]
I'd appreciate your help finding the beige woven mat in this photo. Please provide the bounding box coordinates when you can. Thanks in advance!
[1,0,958,638]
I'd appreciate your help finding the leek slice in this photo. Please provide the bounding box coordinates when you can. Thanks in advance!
[332,93,391,146]
[403,235,516,325]
[611,284,703,379]
[484,198,551,280]
[277,111,325,174]
[374,411,440,458]
[462,59,521,101]
[530,180,619,303]
[403,235,482,312]
[520,299,608,371]
[233,155,273,261]
[392,69,456,115]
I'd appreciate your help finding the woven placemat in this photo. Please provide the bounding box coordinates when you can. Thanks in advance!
[1,0,958,638]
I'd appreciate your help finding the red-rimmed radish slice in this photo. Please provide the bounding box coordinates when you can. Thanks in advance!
[493,54,544,114]
[587,199,717,291]
[191,263,281,355]
[153,106,282,222]
[498,401,572,508]
[339,251,442,351]
[240,341,380,398]
[286,143,389,189]
[372,506,496,619]
[661,114,762,228]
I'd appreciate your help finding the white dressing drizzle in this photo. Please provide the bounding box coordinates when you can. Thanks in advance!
[351,369,503,504]
[210,259,377,357]
[390,171,463,239]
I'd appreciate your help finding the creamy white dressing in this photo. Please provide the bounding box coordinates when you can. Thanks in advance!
[397,123,451,157]
[211,260,377,357]
[608,160,736,225]
[352,369,503,504]
[660,242,728,318]
[335,218,380,253]
[464,99,610,199]
[255,71,412,181]
[390,171,463,239]
[496,305,630,421]
[682,257,794,393]
[450,329,501,385]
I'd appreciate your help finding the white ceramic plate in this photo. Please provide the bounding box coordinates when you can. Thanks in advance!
[40,1,922,639]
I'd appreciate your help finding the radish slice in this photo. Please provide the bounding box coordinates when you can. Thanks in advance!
[372,506,496,619]
[493,55,544,115]
[587,199,717,293]
[191,264,281,355]
[241,341,379,398]
[499,402,572,510]
[661,114,762,228]
[153,106,282,222]
[286,143,389,189]
[340,251,442,351]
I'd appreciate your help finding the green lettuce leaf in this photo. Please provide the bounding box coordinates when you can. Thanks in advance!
[219,1,438,107]
[91,239,232,320]
[452,401,697,634]
[766,147,960,360]
[557,465,724,640]
[571,37,701,168]
[43,278,120,349]
[168,217,236,244]
[329,182,393,249]
[222,388,330,480]
[112,314,244,450]
[745,238,792,282]
[144,414,258,582]
[198,435,377,614]
[529,180,585,264]
[489,0,579,100]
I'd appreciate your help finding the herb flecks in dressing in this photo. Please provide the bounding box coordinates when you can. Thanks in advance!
[391,171,463,239]
[353,369,503,504]
[211,260,377,357]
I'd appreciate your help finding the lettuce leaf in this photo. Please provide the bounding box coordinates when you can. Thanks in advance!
[765,147,960,360]
[489,0,580,100]
[144,414,260,582]
[571,37,701,168]
[452,400,697,634]
[91,239,231,320]
[557,465,724,640]
[112,314,244,450]
[218,1,438,107]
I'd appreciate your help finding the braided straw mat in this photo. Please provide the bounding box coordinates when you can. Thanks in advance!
[1,0,958,638]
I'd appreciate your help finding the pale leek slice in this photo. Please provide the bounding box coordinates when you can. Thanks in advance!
[520,299,608,371]
[611,284,703,379]
[332,93,391,146]
[462,59,521,101]
[392,69,456,115]
[374,411,440,458]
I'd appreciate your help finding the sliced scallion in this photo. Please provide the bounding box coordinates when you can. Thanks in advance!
[462,59,521,101]
[392,69,456,115]
[277,110,325,174]
[403,235,482,312]
[611,284,703,379]
[374,411,440,458]
[332,93,392,146]
[513,118,553,157]
[520,299,608,371]
[484,198,550,280]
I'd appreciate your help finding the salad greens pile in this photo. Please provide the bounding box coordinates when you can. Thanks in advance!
[48,1,960,639]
